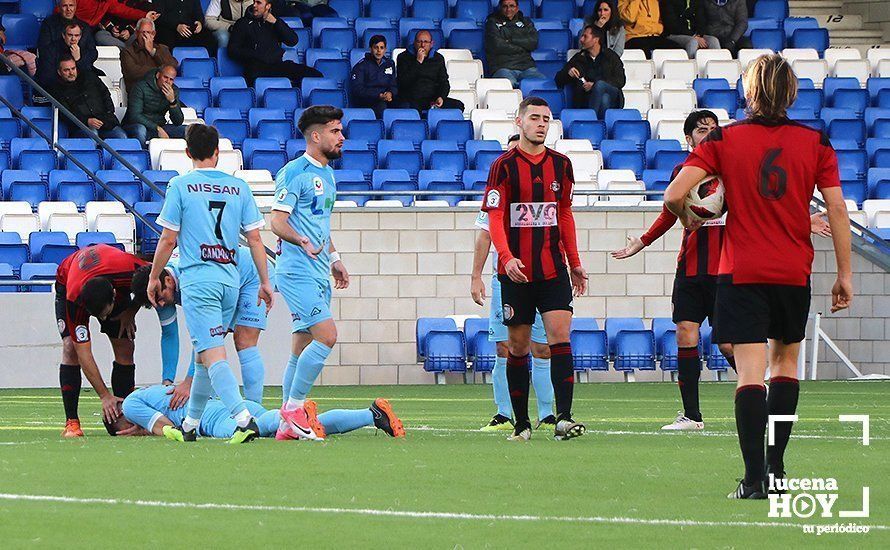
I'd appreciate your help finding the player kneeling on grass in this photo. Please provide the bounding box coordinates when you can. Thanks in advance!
[611,110,833,432]
[482,97,589,442]
[54,244,149,437]
[148,124,274,445]
[664,54,853,499]
[131,245,274,406]
[105,384,405,440]
[271,106,350,442]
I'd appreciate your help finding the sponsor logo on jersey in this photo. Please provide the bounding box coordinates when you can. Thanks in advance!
[187,183,241,195]
[486,189,501,208]
[200,244,237,264]
[313,177,325,196]
[510,202,557,227]
[702,213,727,227]
[209,326,226,337]
[74,325,89,342]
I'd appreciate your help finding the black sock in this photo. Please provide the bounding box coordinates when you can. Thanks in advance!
[111,362,135,398]
[506,354,530,428]
[59,364,81,420]
[735,385,768,486]
[766,376,800,473]
[677,346,702,422]
[550,342,574,422]
[725,354,737,373]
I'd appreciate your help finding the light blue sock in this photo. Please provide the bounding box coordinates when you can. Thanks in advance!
[237,347,265,403]
[256,410,280,437]
[184,364,212,430]
[318,409,374,435]
[287,341,332,402]
[492,356,513,418]
[207,360,248,418]
[532,357,555,420]
[281,353,300,406]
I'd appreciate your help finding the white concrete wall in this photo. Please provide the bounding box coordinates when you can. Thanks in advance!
[0,207,886,388]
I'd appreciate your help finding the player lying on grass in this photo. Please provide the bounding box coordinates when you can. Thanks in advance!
[664,54,852,499]
[482,96,589,442]
[105,384,405,440]
[611,110,832,432]
[471,133,556,433]
[54,244,149,437]
[131,245,275,406]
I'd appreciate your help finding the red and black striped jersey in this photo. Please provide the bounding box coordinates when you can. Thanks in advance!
[641,164,724,278]
[482,146,581,282]
[686,118,840,286]
[57,244,148,304]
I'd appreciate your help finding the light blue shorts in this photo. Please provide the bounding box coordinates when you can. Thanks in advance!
[181,281,238,353]
[489,275,547,344]
[277,272,332,333]
[230,264,275,331]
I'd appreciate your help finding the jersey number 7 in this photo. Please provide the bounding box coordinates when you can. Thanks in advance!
[209,201,226,239]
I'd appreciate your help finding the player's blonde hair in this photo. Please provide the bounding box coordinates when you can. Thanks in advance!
[743,54,798,120]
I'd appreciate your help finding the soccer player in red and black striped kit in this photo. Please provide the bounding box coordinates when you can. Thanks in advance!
[55,244,148,437]
[665,55,853,499]
[482,96,589,441]
[612,110,832,432]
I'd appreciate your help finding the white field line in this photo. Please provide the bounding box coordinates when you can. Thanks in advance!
[410,426,890,441]
[0,492,886,531]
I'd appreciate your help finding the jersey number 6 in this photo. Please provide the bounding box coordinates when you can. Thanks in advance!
[759,148,787,201]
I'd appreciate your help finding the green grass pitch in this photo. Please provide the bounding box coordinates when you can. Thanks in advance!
[0,381,887,548]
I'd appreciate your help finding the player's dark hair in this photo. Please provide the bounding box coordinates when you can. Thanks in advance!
[583,24,606,47]
[81,277,115,317]
[130,265,168,308]
[507,134,520,144]
[369,34,386,47]
[518,96,549,116]
[683,110,718,137]
[298,105,344,136]
[185,124,219,161]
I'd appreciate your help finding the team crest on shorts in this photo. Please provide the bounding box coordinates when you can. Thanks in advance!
[57,319,66,334]
[550,181,560,192]
[74,325,88,342]
[503,304,514,321]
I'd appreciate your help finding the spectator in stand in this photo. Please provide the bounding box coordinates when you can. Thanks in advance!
[661,0,720,57]
[152,0,218,52]
[123,64,185,145]
[74,0,159,49]
[589,0,625,57]
[555,25,625,116]
[484,0,545,88]
[617,0,683,58]
[282,0,338,27]
[121,18,178,91]
[396,30,464,113]
[37,21,99,89]
[53,56,128,139]
[695,0,751,55]
[0,22,37,76]
[349,35,397,119]
[205,0,252,48]
[228,0,322,86]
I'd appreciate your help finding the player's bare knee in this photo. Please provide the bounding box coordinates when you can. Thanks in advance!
[675,322,700,348]
[313,326,338,348]
[61,338,78,364]
[233,327,260,351]
[531,342,551,359]
[110,338,135,364]
[717,343,733,358]
[495,341,509,358]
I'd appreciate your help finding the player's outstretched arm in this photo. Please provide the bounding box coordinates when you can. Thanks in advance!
[148,228,178,307]
[810,212,831,237]
[244,228,274,311]
[613,205,680,259]
[73,341,121,423]
[821,186,853,312]
[664,166,708,226]
[470,230,491,305]
[329,241,349,290]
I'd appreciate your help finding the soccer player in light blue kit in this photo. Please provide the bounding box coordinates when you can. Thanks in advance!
[148,124,273,444]
[271,106,349,441]
[112,385,404,440]
[130,246,274,404]
[471,209,556,432]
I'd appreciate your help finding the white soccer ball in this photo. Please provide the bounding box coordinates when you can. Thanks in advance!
[684,175,725,221]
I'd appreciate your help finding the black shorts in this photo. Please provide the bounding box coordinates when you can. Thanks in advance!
[713,281,811,345]
[54,283,125,342]
[498,270,573,326]
[671,275,717,325]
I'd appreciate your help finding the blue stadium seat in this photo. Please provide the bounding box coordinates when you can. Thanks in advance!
[8,181,48,208]
[400,17,437,41]
[537,29,572,58]
[305,48,342,68]
[48,169,88,198]
[822,108,865,146]
[389,119,429,144]
[335,169,373,204]
[19,0,54,20]
[377,175,417,205]
[604,317,645,357]
[867,78,890,106]
[462,169,488,195]
[180,58,217,86]
[0,117,21,150]
[744,17,780,37]
[347,119,385,143]
[706,343,730,371]
[791,88,823,115]
[0,76,24,109]
[754,0,789,21]
[76,231,117,248]
[0,261,15,293]
[108,149,149,173]
[659,329,679,371]
[528,89,565,116]
[0,244,29,275]
[282,29,311,64]
[360,27,399,49]
[606,150,644,178]
[281,17,303,30]
[471,331,496,372]
[865,107,890,137]
[651,317,674,358]
[177,88,211,116]
[61,149,102,173]
[379,142,423,174]
[173,46,210,64]
[10,137,47,167]
[209,77,247,102]
[133,202,162,252]
[466,139,501,165]
[314,58,351,83]
[383,108,421,130]
[604,109,641,132]
[20,262,57,292]
[791,28,829,55]
[57,181,95,209]
[248,108,287,133]
[217,88,255,117]
[702,89,739,113]
[692,78,730,102]
[329,0,362,23]
[319,27,356,56]
[613,330,656,371]
[868,168,890,198]
[642,169,672,195]
[311,17,350,41]
[566,120,606,147]
[783,16,818,38]
[250,150,288,173]
[338,149,377,177]
[421,140,458,163]
[569,318,598,331]
[561,109,598,129]
[654,149,689,171]
[242,138,280,161]
[262,88,301,117]
[307,89,346,108]
[751,28,785,51]
[611,120,650,148]
[355,17,393,38]
[599,138,636,158]
[0,232,21,244]
[455,0,489,26]
[1,169,39,197]
[412,0,448,25]
[423,331,467,373]
[570,329,609,371]
[447,28,484,57]
[34,244,76,266]
[0,14,38,49]
[539,0,575,24]
[836,150,867,180]
[435,119,474,144]
[441,18,477,39]
[645,140,682,168]
[825,77,868,116]
[369,0,405,27]
[429,149,467,173]
[28,231,68,263]
[255,78,292,102]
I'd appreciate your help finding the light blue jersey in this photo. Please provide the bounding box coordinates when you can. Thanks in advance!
[158,169,264,289]
[272,154,337,280]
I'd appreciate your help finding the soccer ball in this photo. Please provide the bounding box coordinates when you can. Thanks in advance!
[684,175,725,221]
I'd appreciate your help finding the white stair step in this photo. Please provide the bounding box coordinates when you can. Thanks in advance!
[817,14,866,31]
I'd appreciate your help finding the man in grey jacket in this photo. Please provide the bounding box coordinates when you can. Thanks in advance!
[484,0,545,88]
[695,0,751,55]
